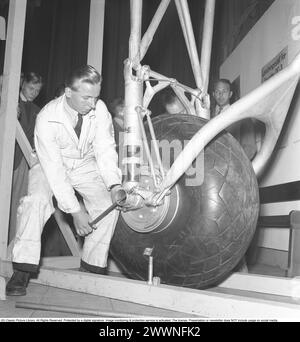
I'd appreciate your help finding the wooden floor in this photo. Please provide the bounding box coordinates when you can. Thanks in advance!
[0,264,291,320]
[0,281,201,319]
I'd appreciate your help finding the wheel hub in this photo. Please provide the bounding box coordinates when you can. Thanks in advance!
[122,169,180,233]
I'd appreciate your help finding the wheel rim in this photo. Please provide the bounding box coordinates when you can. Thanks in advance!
[122,167,181,233]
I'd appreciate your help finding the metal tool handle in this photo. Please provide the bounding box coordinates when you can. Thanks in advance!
[89,202,118,228]
[88,191,127,228]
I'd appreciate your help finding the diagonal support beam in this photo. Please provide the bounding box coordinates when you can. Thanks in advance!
[174,0,203,90]
[139,0,171,61]
[200,0,215,95]
[16,121,35,167]
[0,275,5,300]
[0,0,27,259]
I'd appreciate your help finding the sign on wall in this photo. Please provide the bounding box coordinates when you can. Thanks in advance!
[261,46,288,82]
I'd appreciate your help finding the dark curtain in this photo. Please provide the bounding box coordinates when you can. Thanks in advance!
[0,0,90,107]
[22,0,90,107]
[101,0,130,104]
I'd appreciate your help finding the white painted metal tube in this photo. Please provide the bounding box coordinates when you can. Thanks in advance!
[139,0,171,61]
[174,0,203,89]
[174,0,193,71]
[251,76,298,178]
[87,0,105,73]
[149,69,199,96]
[124,0,144,185]
[201,0,215,95]
[0,276,5,300]
[145,112,165,177]
[143,78,169,109]
[136,109,158,187]
[148,256,153,285]
[129,0,142,63]
[172,85,196,115]
[159,52,300,191]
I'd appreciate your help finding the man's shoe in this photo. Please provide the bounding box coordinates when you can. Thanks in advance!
[6,271,30,296]
[78,266,90,273]
[80,260,107,275]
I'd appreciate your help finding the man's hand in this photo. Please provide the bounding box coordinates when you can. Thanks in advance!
[110,185,127,207]
[72,209,93,236]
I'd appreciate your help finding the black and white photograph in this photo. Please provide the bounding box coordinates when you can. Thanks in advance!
[0,0,300,326]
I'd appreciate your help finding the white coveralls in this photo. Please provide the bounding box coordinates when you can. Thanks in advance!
[12,95,122,270]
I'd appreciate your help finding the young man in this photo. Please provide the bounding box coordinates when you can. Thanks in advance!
[212,79,233,116]
[212,78,257,161]
[212,78,240,140]
[6,65,124,296]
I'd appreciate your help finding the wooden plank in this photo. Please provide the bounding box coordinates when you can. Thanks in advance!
[290,229,300,277]
[0,15,6,40]
[53,209,81,257]
[16,301,151,318]
[1,260,300,319]
[87,0,105,73]
[6,240,14,260]
[290,210,300,277]
[0,276,5,300]
[218,272,300,299]
[0,0,27,259]
[40,256,80,269]
[15,121,34,167]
